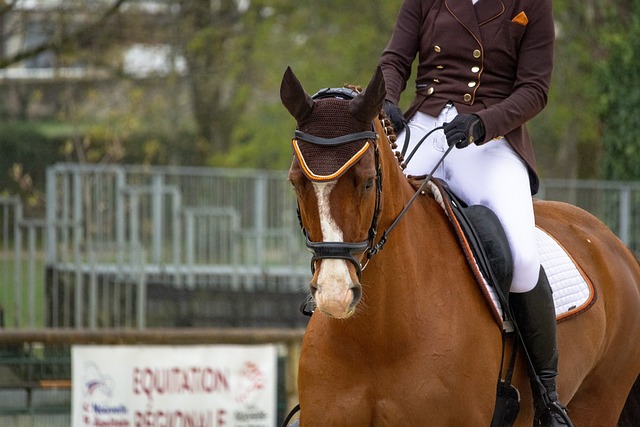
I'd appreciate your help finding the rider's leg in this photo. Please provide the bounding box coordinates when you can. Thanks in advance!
[510,268,573,426]
[437,128,573,426]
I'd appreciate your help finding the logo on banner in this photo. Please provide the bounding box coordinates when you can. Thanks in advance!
[232,361,270,423]
[235,361,265,404]
[80,362,129,426]
[84,363,114,399]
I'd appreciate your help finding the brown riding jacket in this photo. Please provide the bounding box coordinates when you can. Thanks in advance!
[379,0,554,194]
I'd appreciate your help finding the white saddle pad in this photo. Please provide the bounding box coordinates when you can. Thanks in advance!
[537,226,594,319]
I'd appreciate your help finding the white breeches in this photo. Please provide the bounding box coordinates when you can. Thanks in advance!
[400,107,540,293]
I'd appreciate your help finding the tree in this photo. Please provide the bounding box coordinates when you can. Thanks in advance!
[0,0,128,68]
[211,0,403,169]
[597,0,640,181]
[2,0,638,181]
[529,0,606,180]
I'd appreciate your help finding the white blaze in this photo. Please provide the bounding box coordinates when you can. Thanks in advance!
[312,182,353,314]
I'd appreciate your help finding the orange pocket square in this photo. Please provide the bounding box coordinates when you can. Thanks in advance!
[512,11,528,26]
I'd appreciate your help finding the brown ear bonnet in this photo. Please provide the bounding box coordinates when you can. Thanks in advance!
[293,87,375,181]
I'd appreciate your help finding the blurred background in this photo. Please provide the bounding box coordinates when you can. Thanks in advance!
[0,0,639,425]
[0,0,638,199]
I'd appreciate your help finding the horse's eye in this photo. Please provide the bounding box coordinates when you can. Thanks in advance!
[364,178,375,191]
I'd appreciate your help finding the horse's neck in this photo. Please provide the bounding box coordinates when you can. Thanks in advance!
[374,118,420,213]
[375,121,445,232]
[360,128,464,327]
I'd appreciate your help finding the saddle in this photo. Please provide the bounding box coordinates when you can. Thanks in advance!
[433,179,514,312]
[424,178,596,329]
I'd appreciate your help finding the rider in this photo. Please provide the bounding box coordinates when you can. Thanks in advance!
[379,0,573,425]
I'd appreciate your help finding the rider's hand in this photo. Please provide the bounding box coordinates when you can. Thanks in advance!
[383,100,406,133]
[443,114,486,148]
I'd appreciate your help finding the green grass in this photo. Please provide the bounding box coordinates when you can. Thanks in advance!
[0,254,46,328]
[0,120,90,138]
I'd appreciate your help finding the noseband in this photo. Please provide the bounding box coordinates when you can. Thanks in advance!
[295,87,382,280]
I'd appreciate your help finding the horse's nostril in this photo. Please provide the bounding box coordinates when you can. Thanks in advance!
[350,286,362,305]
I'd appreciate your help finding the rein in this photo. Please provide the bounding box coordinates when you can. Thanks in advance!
[369,135,453,256]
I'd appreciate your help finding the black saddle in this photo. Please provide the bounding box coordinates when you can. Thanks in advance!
[436,179,514,302]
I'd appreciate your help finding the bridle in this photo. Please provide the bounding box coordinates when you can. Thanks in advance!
[294,87,453,279]
[294,87,382,280]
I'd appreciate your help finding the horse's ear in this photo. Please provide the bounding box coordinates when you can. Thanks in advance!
[350,66,387,123]
[280,66,315,122]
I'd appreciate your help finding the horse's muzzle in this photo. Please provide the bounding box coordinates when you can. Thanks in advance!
[310,282,362,319]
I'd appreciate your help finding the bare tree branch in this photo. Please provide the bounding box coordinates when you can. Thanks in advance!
[0,0,129,68]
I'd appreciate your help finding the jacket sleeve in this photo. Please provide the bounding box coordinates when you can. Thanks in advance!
[379,0,423,105]
[475,0,555,141]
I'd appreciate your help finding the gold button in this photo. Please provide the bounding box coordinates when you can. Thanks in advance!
[427,87,435,95]
[464,93,472,102]
[471,66,480,73]
[433,78,440,83]
[434,46,441,53]
[473,49,481,58]
[436,65,444,69]
[468,81,476,88]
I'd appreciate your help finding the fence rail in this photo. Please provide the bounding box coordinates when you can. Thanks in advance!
[539,179,640,251]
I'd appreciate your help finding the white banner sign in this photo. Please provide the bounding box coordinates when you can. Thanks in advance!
[72,345,277,427]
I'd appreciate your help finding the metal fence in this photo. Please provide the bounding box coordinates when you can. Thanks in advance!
[539,179,640,252]
[1,164,640,331]
[3,164,313,330]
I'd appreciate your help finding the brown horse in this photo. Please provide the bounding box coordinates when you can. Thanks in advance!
[280,66,640,426]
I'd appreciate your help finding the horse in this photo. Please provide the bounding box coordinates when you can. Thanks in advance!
[280,66,640,426]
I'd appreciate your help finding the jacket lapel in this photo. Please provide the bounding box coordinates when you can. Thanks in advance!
[445,0,481,41]
[445,0,506,42]
[474,0,505,26]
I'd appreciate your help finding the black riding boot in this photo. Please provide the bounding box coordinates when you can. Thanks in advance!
[509,267,574,427]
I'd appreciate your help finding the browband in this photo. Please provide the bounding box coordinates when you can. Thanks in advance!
[294,130,378,146]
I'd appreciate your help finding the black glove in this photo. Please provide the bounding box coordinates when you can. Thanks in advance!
[443,114,486,148]
[383,100,406,133]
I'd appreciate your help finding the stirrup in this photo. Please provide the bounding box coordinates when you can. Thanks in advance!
[535,401,574,427]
